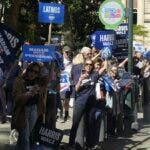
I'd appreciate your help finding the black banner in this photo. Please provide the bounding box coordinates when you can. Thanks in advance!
[113,23,128,62]
[0,23,24,69]
[30,122,63,148]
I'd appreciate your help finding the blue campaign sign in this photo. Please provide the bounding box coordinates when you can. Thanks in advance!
[38,2,64,24]
[23,45,56,62]
[90,30,116,50]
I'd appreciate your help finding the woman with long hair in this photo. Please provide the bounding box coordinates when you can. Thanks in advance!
[12,62,47,150]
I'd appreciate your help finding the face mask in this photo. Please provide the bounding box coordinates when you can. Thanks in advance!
[136,61,143,69]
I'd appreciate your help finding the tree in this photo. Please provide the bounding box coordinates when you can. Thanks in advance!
[133,25,149,44]
[133,25,148,37]
[3,0,104,46]
[61,0,104,48]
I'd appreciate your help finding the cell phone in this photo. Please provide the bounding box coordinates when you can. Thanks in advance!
[26,86,34,91]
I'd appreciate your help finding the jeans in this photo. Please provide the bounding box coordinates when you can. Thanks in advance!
[75,115,85,148]
[69,102,85,146]
[16,105,38,150]
[69,93,96,147]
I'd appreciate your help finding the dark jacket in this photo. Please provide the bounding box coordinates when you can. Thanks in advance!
[11,76,47,129]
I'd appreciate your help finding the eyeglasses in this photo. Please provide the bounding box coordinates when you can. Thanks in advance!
[85,63,93,66]
[29,69,39,74]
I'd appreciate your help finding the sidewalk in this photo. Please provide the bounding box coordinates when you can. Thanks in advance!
[0,112,150,150]
[103,113,150,150]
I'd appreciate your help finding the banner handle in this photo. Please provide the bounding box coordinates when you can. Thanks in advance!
[48,24,52,44]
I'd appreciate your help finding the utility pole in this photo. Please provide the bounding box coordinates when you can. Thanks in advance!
[128,0,133,74]
[127,0,139,130]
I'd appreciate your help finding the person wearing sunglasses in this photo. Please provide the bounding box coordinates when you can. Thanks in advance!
[69,59,107,149]
[11,62,47,150]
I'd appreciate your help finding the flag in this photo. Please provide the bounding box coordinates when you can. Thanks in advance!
[0,23,24,69]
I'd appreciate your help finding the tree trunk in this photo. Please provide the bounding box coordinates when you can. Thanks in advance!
[5,0,21,32]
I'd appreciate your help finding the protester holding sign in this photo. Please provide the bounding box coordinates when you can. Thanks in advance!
[11,62,47,150]
[104,64,123,136]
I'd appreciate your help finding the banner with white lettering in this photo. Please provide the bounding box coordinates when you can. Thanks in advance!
[23,45,56,62]
[0,23,24,69]
[30,122,63,148]
[133,41,145,53]
[90,30,116,50]
[38,2,64,24]
[113,23,128,62]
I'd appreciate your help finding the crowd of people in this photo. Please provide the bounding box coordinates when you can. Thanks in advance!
[0,44,150,150]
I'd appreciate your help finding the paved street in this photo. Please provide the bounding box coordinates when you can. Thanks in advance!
[0,111,150,150]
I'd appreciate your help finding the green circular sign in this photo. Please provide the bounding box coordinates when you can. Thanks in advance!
[99,0,125,29]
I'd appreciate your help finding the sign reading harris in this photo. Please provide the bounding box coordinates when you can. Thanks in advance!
[38,2,64,24]
[90,30,116,50]
[23,45,56,62]
[0,23,24,69]
[30,122,63,148]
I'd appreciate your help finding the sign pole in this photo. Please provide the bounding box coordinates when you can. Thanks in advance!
[127,0,138,130]
[48,24,52,44]
[128,0,133,74]
[127,0,133,109]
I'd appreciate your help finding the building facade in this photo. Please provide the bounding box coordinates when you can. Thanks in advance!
[122,0,150,49]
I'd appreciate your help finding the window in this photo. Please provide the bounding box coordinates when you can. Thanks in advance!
[144,0,150,23]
